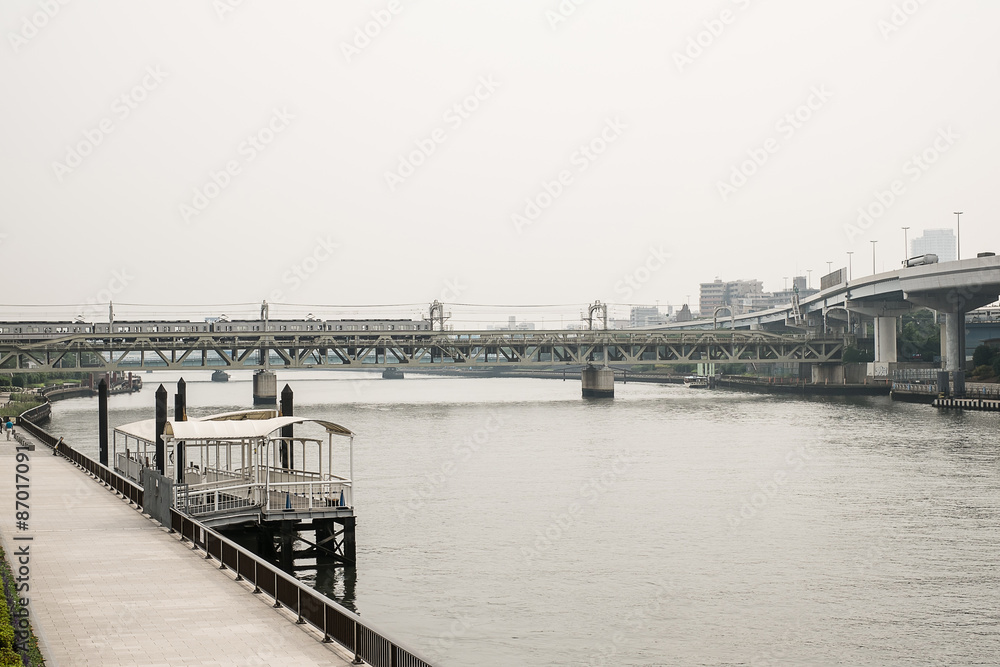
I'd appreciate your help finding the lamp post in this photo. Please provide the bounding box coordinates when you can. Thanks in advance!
[783,276,788,291]
[902,226,910,264]
[846,251,853,281]
[826,261,832,275]
[871,240,877,275]
[954,211,962,260]
[806,269,812,289]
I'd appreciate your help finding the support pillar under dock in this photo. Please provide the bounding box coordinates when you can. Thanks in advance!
[581,365,614,398]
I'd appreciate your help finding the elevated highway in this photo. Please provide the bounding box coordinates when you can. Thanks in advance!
[661,255,1000,375]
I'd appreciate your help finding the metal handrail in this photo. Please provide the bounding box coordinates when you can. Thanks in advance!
[170,509,435,666]
[18,406,436,666]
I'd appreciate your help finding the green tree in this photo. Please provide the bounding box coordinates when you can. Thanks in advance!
[972,344,998,368]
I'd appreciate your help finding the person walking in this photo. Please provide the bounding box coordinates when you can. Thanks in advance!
[4,418,11,441]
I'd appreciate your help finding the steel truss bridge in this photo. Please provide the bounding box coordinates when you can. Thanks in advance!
[0,329,851,373]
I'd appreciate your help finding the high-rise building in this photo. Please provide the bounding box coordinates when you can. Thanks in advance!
[629,307,666,328]
[911,228,956,262]
[699,278,764,316]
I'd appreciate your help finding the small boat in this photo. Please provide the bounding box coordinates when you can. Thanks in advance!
[683,375,709,389]
[382,367,404,380]
[211,370,231,382]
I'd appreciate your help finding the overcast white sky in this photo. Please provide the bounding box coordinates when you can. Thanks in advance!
[1,1,997,324]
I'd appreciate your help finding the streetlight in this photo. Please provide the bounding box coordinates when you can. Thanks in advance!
[806,269,812,289]
[954,211,963,260]
[783,276,788,291]
[871,240,877,275]
[902,226,910,263]
[826,261,832,275]
[846,251,853,281]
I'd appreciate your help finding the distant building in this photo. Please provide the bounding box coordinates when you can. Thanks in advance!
[675,304,693,322]
[699,278,764,316]
[629,307,666,328]
[488,315,534,331]
[911,228,956,262]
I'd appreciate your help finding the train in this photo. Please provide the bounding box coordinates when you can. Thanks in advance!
[0,317,432,340]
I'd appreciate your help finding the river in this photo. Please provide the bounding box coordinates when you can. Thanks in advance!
[44,370,1000,666]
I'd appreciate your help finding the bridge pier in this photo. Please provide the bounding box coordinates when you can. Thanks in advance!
[253,369,277,405]
[581,365,614,398]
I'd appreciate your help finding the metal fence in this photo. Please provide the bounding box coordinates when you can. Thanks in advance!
[19,406,438,667]
[170,510,435,667]
[17,414,144,507]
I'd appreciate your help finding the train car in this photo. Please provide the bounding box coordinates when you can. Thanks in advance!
[0,321,95,337]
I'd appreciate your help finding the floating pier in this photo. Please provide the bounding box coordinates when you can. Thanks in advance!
[112,383,358,566]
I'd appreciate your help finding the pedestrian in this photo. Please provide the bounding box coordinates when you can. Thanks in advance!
[4,418,11,441]
[54,436,63,456]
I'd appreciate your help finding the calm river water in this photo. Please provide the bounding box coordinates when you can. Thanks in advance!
[45,371,1000,666]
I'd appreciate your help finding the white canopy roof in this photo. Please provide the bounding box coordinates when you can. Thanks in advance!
[114,410,353,443]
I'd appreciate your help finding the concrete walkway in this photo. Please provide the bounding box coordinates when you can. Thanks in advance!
[0,432,356,667]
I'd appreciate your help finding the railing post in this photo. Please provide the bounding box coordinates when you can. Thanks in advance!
[352,621,364,665]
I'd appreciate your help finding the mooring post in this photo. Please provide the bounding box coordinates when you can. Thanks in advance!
[98,378,109,467]
[175,378,187,483]
[280,384,293,469]
[155,384,167,475]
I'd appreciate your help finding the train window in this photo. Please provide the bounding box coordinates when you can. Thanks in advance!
[362,325,369,331]
[388,325,394,331]
[336,325,343,331]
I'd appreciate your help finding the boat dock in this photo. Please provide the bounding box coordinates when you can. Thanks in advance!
[0,429,359,666]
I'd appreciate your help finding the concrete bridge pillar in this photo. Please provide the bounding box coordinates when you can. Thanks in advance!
[942,311,964,372]
[874,316,898,363]
[581,365,614,398]
[253,369,277,405]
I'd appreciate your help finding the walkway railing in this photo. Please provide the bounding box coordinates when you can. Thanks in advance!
[171,509,434,667]
[18,406,436,667]
[17,414,144,508]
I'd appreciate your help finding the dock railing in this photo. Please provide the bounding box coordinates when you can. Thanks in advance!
[18,406,438,667]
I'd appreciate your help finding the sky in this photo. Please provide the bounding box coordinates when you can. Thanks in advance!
[1,1,998,326]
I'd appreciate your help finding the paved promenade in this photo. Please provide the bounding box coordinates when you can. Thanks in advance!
[0,432,356,667]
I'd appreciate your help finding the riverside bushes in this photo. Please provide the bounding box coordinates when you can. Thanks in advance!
[0,541,44,666]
